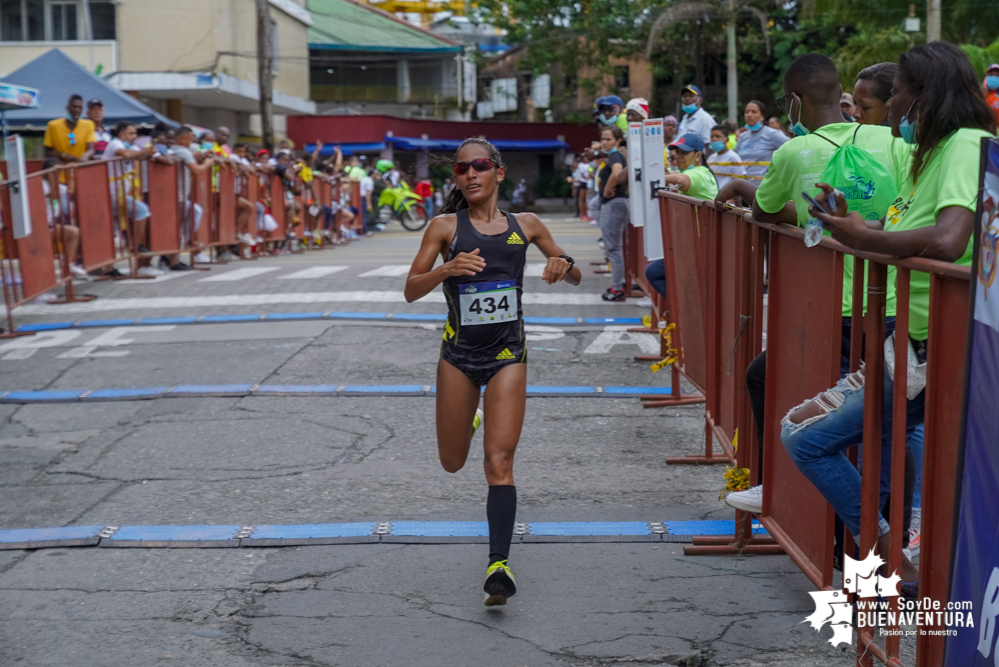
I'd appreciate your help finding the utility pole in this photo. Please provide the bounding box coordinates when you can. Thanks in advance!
[256,0,274,151]
[926,0,940,42]
[726,0,737,122]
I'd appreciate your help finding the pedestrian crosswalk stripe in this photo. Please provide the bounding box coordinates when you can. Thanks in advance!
[277,266,349,280]
[198,267,281,282]
[358,265,411,277]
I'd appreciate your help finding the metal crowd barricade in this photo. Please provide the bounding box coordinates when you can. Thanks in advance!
[0,168,95,336]
[652,190,968,665]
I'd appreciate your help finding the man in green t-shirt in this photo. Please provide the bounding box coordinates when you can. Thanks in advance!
[723,53,907,518]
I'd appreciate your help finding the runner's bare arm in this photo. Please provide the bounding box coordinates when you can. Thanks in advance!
[518,213,581,286]
[404,215,486,303]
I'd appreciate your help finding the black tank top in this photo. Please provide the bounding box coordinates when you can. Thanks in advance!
[442,208,527,352]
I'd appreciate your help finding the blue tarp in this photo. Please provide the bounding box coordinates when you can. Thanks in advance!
[1,49,177,132]
[386,136,569,152]
[304,142,386,156]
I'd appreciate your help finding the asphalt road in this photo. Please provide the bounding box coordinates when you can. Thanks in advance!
[0,215,880,666]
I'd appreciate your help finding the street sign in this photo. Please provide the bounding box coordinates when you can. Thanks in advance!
[626,122,644,228]
[4,134,31,239]
[641,119,665,260]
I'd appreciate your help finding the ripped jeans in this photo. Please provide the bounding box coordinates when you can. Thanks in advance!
[780,364,925,542]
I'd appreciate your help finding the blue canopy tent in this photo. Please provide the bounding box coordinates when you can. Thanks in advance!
[386,137,570,152]
[0,49,177,132]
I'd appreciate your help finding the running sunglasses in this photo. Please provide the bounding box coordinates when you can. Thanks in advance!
[68,132,76,146]
[453,158,496,175]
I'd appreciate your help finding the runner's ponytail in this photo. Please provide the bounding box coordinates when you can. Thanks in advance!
[439,138,504,214]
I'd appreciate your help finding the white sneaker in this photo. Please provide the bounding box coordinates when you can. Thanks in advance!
[68,263,88,278]
[194,252,211,263]
[725,485,763,514]
[137,265,163,277]
[635,296,653,308]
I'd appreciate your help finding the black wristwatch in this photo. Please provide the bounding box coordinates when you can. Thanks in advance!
[559,254,575,271]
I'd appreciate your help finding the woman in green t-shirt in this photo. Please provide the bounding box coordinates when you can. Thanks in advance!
[782,41,996,592]
[663,133,719,201]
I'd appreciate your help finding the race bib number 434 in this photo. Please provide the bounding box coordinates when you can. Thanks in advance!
[459,280,518,326]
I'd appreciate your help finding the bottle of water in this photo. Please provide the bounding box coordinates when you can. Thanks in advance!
[804,192,836,247]
[804,218,823,247]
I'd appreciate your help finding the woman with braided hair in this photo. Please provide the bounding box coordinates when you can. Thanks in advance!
[405,138,581,606]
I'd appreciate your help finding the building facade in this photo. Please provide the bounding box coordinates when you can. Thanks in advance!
[0,0,315,138]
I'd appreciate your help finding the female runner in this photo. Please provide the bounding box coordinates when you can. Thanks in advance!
[404,138,582,606]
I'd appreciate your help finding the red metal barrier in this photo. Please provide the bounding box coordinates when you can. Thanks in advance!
[147,161,184,255]
[72,161,117,274]
[216,167,237,247]
[649,192,969,664]
[269,175,286,239]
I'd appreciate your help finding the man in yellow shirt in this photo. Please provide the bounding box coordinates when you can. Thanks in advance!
[44,94,96,163]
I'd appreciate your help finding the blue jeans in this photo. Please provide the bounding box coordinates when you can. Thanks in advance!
[781,364,925,541]
[909,424,923,510]
[645,259,666,297]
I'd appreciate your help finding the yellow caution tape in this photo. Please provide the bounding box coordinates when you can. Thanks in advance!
[650,323,679,372]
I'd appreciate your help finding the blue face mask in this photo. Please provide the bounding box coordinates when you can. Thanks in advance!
[599,113,618,126]
[898,100,917,145]
[986,76,999,91]
[681,103,698,114]
[708,141,727,153]
[789,94,808,137]
[606,146,618,154]
[745,121,762,132]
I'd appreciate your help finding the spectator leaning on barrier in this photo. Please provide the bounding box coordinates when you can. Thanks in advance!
[103,121,156,274]
[706,125,745,190]
[40,157,85,278]
[850,58,924,557]
[734,100,788,182]
[214,126,232,157]
[677,84,716,143]
[852,63,898,126]
[721,53,911,517]
[984,63,999,125]
[784,42,996,589]
[644,133,718,303]
[169,125,212,238]
[663,133,719,201]
[86,99,111,159]
[44,94,95,163]
[596,125,630,302]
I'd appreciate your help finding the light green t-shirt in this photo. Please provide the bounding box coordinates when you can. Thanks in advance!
[884,128,991,340]
[756,123,912,317]
[681,164,719,201]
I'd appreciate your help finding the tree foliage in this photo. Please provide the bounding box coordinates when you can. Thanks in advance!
[476,0,999,121]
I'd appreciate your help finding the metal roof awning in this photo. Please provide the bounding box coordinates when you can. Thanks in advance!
[386,136,570,152]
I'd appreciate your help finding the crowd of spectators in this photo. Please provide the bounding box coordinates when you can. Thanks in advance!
[577,45,999,584]
[35,93,432,278]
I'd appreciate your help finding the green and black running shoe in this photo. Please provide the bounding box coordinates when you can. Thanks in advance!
[483,559,516,606]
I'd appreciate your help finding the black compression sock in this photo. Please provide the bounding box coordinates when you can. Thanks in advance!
[487,485,517,564]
